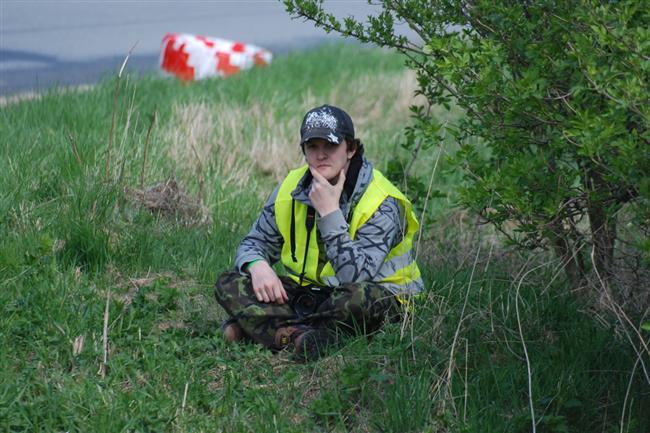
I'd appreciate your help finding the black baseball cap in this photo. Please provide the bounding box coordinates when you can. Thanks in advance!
[300,105,355,146]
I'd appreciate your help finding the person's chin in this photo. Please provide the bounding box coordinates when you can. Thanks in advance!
[316,166,334,179]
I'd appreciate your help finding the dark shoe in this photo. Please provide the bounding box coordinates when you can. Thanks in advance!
[221,318,244,343]
[274,325,310,350]
[294,327,336,362]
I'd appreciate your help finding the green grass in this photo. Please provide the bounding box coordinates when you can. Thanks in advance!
[1,44,648,432]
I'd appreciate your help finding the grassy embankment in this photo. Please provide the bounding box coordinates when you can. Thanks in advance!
[1,44,648,432]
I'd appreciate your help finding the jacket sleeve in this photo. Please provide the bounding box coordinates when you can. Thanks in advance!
[234,186,284,274]
[317,196,405,284]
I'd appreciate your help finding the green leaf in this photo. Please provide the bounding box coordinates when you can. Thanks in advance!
[642,322,650,332]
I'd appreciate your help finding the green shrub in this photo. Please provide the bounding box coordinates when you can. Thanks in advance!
[285,0,650,306]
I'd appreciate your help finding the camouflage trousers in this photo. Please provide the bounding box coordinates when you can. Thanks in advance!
[214,270,400,350]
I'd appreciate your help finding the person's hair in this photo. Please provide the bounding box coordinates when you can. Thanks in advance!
[300,137,365,156]
[345,137,365,157]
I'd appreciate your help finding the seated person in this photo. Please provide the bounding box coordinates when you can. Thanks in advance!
[215,104,423,361]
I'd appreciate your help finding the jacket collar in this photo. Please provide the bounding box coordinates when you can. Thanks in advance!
[291,156,374,220]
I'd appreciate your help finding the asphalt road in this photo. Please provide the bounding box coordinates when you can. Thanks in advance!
[0,0,383,96]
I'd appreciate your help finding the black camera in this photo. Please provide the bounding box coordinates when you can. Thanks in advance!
[293,293,318,317]
[292,288,330,318]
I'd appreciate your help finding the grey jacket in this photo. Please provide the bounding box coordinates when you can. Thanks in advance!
[234,157,423,294]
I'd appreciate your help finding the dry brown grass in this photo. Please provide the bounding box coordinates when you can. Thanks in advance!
[164,101,300,188]
[331,69,423,131]
[0,84,94,107]
[161,69,423,196]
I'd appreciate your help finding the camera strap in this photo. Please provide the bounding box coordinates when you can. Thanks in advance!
[298,206,316,286]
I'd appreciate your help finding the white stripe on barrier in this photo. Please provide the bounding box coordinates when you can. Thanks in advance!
[160,33,272,81]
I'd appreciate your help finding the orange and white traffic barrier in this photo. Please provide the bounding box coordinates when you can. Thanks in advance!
[160,33,273,81]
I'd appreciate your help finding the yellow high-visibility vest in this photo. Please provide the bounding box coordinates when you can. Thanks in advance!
[274,165,422,295]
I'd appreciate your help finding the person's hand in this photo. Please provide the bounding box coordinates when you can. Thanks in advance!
[248,260,288,304]
[309,167,345,216]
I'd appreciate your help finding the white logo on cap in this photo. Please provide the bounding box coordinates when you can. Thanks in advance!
[304,108,338,130]
[327,132,339,143]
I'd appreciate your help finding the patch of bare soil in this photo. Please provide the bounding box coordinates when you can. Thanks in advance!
[127,177,211,226]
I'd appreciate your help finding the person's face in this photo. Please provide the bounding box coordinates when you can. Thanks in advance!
[304,138,356,183]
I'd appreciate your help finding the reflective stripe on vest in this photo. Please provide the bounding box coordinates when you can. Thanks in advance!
[274,165,422,295]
